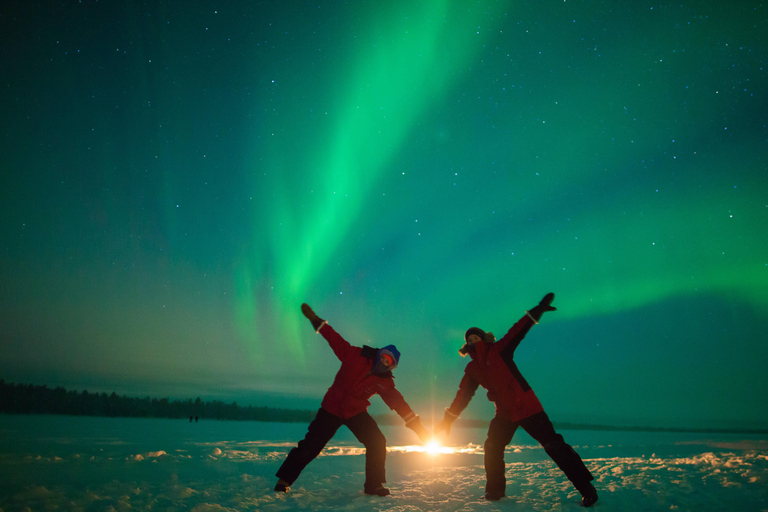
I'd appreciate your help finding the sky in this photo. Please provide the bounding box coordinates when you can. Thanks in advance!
[1,0,766,430]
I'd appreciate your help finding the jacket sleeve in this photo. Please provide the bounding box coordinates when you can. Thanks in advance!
[445,372,479,418]
[496,314,536,355]
[317,323,353,361]
[378,382,418,424]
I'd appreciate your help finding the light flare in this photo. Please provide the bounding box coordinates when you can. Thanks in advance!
[424,440,452,455]
[388,440,483,456]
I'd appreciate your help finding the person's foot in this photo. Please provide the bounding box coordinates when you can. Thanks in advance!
[484,490,504,501]
[364,485,390,496]
[580,483,598,507]
[274,479,290,493]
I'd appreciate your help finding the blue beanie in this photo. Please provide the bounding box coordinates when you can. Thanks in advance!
[373,345,400,373]
[381,345,400,365]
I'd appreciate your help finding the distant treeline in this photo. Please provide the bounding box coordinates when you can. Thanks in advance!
[0,380,315,423]
[2,380,766,434]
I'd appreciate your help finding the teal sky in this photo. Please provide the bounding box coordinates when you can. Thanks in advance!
[1,1,766,429]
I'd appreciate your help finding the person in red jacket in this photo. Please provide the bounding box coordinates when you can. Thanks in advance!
[436,293,598,507]
[274,303,429,496]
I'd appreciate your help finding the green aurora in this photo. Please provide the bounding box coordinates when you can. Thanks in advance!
[1,1,766,429]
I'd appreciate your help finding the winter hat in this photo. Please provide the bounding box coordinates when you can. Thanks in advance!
[371,345,400,375]
[460,327,492,356]
[380,345,400,367]
[464,327,486,342]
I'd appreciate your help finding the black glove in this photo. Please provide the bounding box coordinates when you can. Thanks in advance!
[434,409,458,437]
[527,293,556,323]
[406,416,430,444]
[301,303,325,331]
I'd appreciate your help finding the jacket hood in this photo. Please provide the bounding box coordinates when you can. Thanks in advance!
[378,345,400,368]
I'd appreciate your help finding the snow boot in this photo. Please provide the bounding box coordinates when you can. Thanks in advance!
[579,482,598,507]
[274,480,290,493]
[364,485,391,496]
[484,490,505,501]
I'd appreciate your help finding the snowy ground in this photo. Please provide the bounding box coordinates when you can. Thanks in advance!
[1,414,767,512]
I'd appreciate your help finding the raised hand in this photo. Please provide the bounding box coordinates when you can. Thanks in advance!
[527,293,556,322]
[301,303,319,321]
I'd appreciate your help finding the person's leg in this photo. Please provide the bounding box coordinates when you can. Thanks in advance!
[345,411,389,495]
[483,415,517,500]
[521,411,597,506]
[275,408,342,488]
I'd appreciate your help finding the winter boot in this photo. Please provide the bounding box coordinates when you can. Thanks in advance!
[364,484,391,496]
[274,479,290,493]
[579,482,598,507]
[484,490,505,501]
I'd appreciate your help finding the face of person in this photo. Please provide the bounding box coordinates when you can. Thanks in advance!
[467,333,483,345]
[380,353,395,369]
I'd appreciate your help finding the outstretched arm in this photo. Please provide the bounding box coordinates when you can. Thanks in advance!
[380,386,430,443]
[300,303,350,361]
[435,373,479,437]
[497,293,557,353]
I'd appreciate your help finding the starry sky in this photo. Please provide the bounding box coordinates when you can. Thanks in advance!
[1,1,766,430]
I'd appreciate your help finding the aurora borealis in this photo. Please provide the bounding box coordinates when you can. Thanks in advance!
[1,1,766,429]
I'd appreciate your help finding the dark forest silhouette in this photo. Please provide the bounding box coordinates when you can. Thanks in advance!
[0,380,315,423]
[2,379,766,434]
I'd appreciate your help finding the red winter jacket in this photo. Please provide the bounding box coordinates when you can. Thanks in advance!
[446,314,544,423]
[317,323,417,422]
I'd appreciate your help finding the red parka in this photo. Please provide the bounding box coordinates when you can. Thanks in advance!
[446,314,544,423]
[317,323,418,423]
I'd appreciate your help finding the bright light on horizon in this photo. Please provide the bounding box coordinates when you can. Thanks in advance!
[424,440,453,455]
[389,440,466,455]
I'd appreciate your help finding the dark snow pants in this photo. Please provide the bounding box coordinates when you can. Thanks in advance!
[276,407,387,489]
[484,411,594,496]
